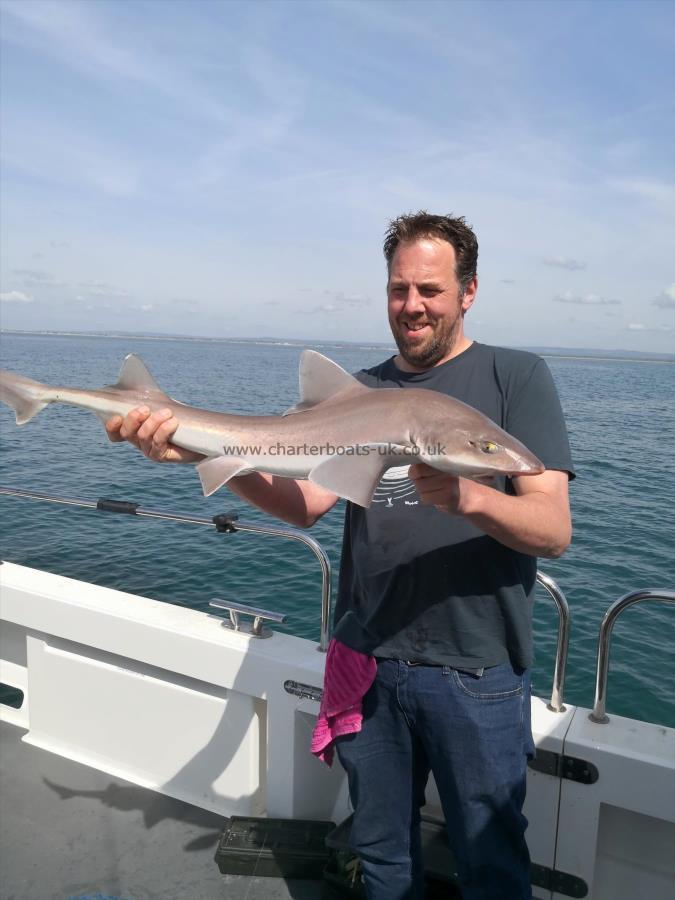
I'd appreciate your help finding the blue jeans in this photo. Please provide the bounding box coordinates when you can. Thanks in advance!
[335,659,535,900]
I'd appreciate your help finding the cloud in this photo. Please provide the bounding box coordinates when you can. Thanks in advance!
[610,178,675,213]
[626,323,672,333]
[139,303,153,312]
[170,297,200,308]
[331,0,496,70]
[653,283,675,309]
[78,280,130,298]
[0,290,34,303]
[298,290,372,315]
[13,268,66,287]
[306,304,341,315]
[2,114,142,197]
[50,240,70,248]
[303,290,372,315]
[0,0,231,125]
[0,0,672,354]
[323,290,371,308]
[553,292,621,306]
[543,257,587,271]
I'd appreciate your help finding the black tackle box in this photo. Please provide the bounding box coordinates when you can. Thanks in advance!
[214,816,336,879]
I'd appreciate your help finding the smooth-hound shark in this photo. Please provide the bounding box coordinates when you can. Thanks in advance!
[0,351,544,507]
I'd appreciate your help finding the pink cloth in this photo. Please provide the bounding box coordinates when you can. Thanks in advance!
[311,639,377,767]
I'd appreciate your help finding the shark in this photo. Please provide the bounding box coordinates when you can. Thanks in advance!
[0,351,545,507]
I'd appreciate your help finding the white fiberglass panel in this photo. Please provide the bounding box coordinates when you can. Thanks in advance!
[554,708,675,900]
[593,804,675,900]
[24,635,264,816]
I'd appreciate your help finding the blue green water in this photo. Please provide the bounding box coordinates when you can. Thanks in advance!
[1,333,674,727]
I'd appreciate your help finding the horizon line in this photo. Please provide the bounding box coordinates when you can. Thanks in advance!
[2,328,674,363]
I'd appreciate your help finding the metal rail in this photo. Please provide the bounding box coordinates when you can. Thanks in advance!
[589,589,675,724]
[0,485,333,651]
[536,571,570,713]
[0,487,571,684]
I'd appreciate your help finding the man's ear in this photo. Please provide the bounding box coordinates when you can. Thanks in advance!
[461,275,478,313]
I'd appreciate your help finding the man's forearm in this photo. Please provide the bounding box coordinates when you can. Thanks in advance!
[463,484,571,558]
[227,472,338,528]
[410,465,571,558]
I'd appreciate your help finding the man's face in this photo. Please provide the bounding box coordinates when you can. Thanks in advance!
[387,238,475,371]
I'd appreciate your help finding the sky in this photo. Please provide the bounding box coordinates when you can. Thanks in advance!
[1,0,674,353]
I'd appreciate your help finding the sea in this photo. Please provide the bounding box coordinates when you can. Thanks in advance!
[1,332,674,729]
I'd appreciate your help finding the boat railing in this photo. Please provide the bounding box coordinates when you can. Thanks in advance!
[0,485,332,650]
[1,486,571,711]
[535,571,570,713]
[589,589,675,724]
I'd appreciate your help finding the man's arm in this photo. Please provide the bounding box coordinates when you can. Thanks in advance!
[410,465,571,558]
[226,472,339,528]
[105,408,339,528]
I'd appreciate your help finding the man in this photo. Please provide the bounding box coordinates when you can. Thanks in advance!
[106,212,573,900]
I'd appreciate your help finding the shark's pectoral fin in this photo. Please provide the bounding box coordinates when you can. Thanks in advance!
[309,447,389,508]
[196,456,252,497]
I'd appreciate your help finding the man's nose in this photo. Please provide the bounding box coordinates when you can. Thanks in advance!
[402,287,425,313]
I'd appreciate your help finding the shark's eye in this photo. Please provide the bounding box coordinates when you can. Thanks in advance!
[469,439,500,454]
[481,441,499,454]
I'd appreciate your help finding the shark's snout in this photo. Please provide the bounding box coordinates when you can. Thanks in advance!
[505,445,545,475]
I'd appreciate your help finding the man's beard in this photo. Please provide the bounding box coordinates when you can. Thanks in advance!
[394,313,462,369]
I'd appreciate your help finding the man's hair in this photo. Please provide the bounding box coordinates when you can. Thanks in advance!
[383,211,479,293]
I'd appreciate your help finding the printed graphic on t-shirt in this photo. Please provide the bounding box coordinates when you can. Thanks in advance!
[371,464,419,506]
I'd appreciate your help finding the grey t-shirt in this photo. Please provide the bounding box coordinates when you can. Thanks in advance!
[332,341,574,669]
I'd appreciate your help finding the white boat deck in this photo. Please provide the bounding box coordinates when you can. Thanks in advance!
[1,720,465,899]
[2,561,674,900]
[0,720,338,900]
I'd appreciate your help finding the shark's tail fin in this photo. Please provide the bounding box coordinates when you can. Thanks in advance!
[0,370,51,424]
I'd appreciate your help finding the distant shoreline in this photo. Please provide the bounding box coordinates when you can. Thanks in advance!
[1,329,673,364]
[537,354,672,364]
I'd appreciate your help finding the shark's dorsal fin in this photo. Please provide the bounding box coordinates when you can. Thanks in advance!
[112,354,165,394]
[283,350,368,415]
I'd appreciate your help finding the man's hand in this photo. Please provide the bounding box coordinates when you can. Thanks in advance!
[409,463,486,515]
[409,462,571,558]
[105,407,204,464]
